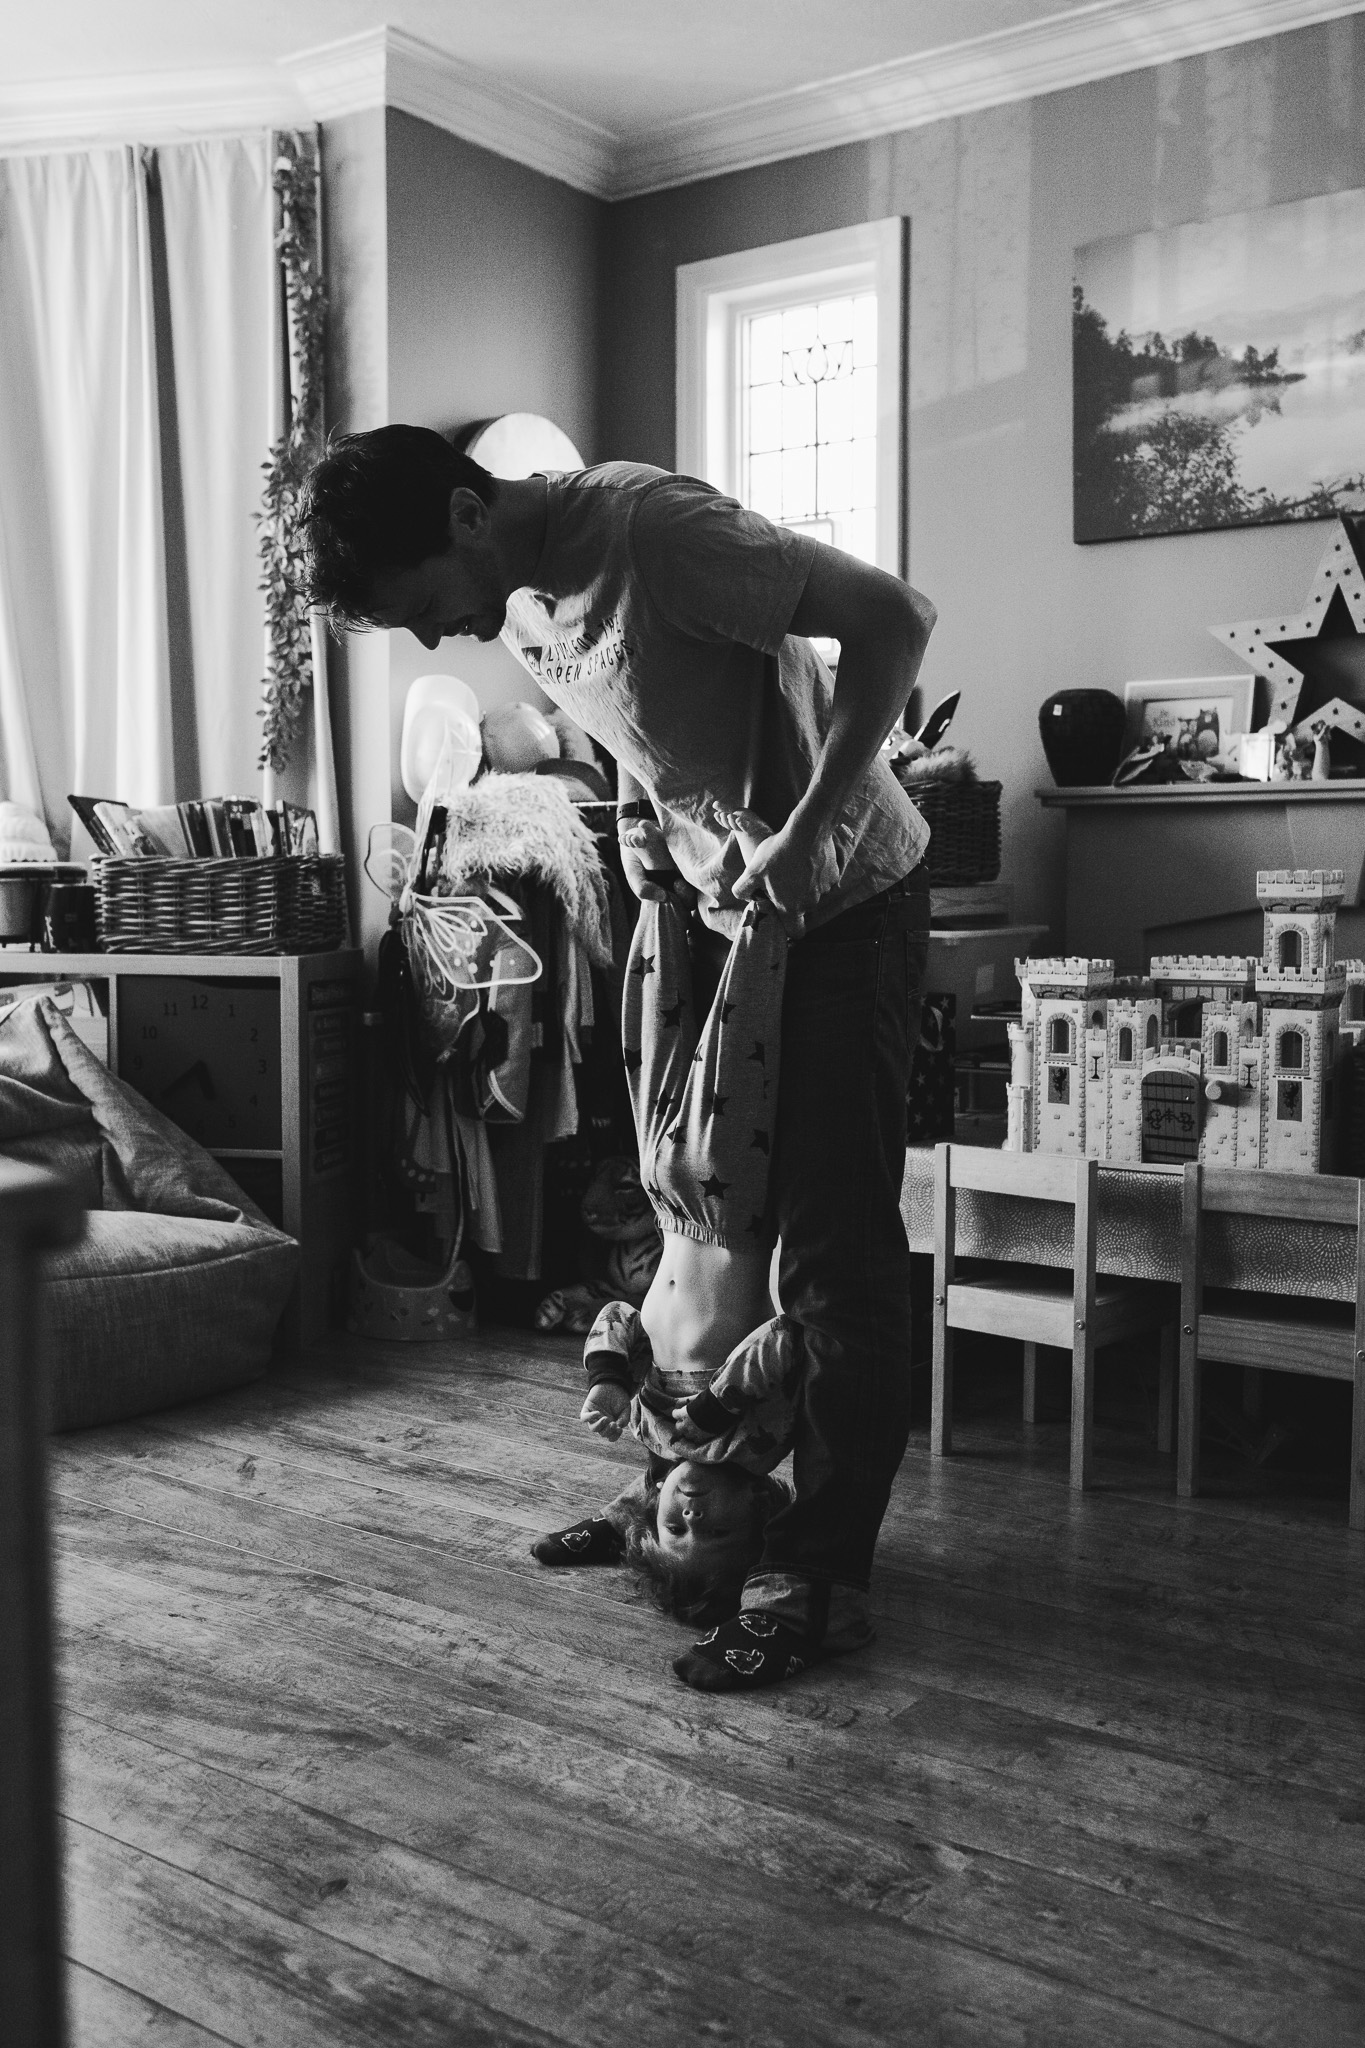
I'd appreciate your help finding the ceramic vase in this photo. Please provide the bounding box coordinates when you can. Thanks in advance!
[1038,689,1126,787]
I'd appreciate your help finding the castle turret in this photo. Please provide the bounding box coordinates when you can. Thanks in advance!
[1255,869,1347,1171]
[1016,958,1113,1155]
[1006,1023,1032,1152]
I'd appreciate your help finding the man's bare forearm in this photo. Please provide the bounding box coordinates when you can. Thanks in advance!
[788,566,936,846]
[730,548,936,918]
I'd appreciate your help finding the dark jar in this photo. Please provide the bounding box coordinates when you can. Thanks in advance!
[1038,689,1126,786]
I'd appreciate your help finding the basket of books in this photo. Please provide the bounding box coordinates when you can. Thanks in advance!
[75,794,348,955]
[94,854,347,954]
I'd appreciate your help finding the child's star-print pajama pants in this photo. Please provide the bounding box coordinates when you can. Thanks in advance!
[622,895,787,1251]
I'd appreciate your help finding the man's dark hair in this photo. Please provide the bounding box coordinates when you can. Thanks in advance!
[299,425,497,628]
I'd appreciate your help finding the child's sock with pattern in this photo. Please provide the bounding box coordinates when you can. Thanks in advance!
[672,1610,813,1690]
[531,1516,625,1567]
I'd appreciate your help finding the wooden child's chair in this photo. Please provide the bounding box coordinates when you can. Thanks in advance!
[931,1144,1177,1491]
[1178,1163,1365,1530]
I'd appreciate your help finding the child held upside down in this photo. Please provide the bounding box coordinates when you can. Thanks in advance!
[534,811,813,1686]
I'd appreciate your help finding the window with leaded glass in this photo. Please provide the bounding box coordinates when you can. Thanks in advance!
[740,291,879,566]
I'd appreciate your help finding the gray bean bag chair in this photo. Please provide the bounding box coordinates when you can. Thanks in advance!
[0,995,298,1430]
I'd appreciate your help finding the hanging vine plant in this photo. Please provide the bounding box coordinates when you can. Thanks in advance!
[257,131,327,773]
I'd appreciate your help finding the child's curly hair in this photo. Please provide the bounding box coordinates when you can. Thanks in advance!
[615,1468,792,1626]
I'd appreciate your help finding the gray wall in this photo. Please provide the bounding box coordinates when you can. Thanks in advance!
[598,17,1365,938]
[385,109,604,818]
[318,108,604,951]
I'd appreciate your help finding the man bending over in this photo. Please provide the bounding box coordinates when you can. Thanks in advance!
[300,427,936,1693]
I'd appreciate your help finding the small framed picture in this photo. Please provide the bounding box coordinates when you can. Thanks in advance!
[1122,675,1256,757]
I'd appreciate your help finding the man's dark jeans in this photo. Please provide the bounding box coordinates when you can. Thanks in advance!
[691,868,929,1595]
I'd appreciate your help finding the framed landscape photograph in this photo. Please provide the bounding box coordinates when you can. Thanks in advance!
[1122,675,1255,755]
[1074,188,1365,543]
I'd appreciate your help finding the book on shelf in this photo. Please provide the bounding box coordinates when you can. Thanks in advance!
[70,795,318,861]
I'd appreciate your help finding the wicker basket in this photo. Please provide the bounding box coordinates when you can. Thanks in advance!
[93,855,348,954]
[903,778,1002,885]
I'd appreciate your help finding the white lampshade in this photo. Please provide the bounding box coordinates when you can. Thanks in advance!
[401,675,483,802]
[461,413,584,478]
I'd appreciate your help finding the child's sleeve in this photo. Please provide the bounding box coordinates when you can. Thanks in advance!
[683,1316,801,1435]
[583,1300,651,1391]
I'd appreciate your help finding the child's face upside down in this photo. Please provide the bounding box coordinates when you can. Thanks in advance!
[653,1461,765,1576]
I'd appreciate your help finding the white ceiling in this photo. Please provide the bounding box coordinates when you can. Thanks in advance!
[5,2,1095,132]
[2,0,1361,197]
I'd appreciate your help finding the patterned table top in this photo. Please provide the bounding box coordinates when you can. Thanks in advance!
[900,1149,1355,1302]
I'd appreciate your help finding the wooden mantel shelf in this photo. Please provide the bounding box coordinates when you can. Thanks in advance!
[1039,779,1365,972]
[1037,780,1365,807]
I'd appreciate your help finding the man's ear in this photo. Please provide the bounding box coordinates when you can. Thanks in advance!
[446,486,488,541]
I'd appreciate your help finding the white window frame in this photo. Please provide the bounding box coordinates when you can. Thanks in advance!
[676,219,905,577]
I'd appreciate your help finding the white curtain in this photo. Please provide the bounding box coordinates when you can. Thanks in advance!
[0,136,339,854]
[0,148,172,830]
[156,136,275,801]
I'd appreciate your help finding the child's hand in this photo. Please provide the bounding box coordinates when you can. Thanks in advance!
[670,1401,711,1447]
[580,1382,631,1441]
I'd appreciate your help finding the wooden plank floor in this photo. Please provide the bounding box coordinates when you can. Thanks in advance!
[48,1328,1365,2048]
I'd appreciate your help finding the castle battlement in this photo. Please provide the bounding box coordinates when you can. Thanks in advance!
[1016,957,1113,992]
[1144,1041,1203,1070]
[1257,867,1346,908]
[1150,954,1256,983]
[1256,963,1349,1005]
[1107,993,1158,1016]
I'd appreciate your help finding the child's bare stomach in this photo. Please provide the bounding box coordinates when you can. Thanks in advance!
[640,1230,774,1377]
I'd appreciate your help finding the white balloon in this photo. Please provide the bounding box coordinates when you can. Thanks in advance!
[483,702,560,773]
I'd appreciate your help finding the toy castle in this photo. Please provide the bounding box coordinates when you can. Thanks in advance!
[1006,870,1365,1173]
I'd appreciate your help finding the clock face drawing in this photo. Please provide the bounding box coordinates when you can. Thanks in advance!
[117,978,282,1150]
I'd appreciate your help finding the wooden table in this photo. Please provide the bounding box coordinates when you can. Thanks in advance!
[0,1162,84,2048]
[900,1147,1356,1301]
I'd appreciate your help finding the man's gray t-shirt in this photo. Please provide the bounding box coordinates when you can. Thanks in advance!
[500,462,928,935]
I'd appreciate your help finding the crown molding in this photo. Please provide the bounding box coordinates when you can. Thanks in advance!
[282,29,388,125]
[0,27,619,188]
[1,2,1359,188]
[386,29,616,195]
[286,27,616,194]
[612,0,1365,198]
[0,64,305,154]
